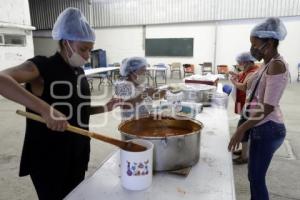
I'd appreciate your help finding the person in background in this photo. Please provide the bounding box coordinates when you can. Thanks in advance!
[228,17,289,200]
[1,8,119,200]
[0,73,68,131]
[229,52,259,164]
[115,57,165,121]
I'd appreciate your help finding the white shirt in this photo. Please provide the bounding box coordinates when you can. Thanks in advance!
[114,80,152,121]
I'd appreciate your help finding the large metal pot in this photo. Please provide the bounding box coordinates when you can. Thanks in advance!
[118,117,203,171]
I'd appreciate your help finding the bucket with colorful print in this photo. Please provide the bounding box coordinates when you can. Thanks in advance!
[120,139,154,190]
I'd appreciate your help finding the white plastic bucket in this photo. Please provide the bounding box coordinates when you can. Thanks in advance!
[120,139,154,190]
[212,92,229,108]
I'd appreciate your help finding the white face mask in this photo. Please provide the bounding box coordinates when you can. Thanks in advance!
[135,74,147,85]
[67,41,87,67]
[237,64,245,71]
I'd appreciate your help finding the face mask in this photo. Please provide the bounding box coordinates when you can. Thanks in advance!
[134,74,147,85]
[237,64,244,71]
[244,63,253,70]
[67,41,87,67]
[240,62,253,71]
[250,43,267,61]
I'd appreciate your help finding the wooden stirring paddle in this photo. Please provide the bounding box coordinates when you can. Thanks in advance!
[16,110,146,152]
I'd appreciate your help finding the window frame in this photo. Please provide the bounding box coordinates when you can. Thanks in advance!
[0,34,4,45]
[0,33,26,46]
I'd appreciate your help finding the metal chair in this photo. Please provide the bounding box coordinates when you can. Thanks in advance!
[170,62,182,79]
[89,65,113,91]
[183,64,195,77]
[112,62,121,81]
[145,64,154,86]
[217,65,229,79]
[199,62,213,75]
[154,63,167,87]
[83,63,94,91]
[90,49,112,90]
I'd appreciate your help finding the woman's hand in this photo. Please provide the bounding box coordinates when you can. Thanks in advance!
[230,77,236,83]
[228,127,245,152]
[105,98,123,112]
[40,107,69,132]
[157,89,167,99]
[145,87,158,97]
[229,71,239,82]
[229,71,238,77]
[89,98,124,115]
[229,73,238,80]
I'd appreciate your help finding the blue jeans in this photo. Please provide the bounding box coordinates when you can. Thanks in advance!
[248,121,286,200]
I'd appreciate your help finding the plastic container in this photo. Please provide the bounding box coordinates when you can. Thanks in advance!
[211,92,229,108]
[166,91,183,112]
[120,139,154,190]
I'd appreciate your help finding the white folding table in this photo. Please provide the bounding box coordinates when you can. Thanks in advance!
[65,107,236,200]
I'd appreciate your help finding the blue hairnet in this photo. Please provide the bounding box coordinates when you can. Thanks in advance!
[52,7,95,42]
[120,57,148,77]
[121,58,128,64]
[236,52,256,63]
[250,17,287,41]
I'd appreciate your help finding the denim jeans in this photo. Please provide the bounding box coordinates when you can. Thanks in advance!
[248,121,286,200]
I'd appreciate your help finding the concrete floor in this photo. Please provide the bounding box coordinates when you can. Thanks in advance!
[0,79,299,200]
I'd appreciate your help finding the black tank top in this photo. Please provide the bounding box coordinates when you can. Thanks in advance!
[19,52,91,176]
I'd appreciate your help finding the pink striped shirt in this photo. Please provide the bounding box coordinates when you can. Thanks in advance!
[247,55,289,126]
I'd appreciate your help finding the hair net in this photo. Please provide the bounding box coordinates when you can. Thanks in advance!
[236,52,256,63]
[121,58,128,64]
[120,57,148,77]
[52,7,95,42]
[250,17,287,41]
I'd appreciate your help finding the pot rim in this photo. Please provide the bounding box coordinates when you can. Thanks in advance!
[118,117,204,140]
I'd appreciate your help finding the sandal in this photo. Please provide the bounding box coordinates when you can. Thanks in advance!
[233,156,248,165]
[233,149,242,156]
